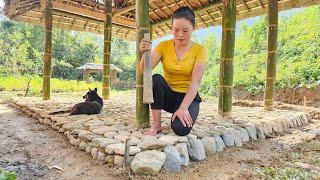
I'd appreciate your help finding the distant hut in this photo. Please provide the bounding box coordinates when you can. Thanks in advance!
[77,63,123,84]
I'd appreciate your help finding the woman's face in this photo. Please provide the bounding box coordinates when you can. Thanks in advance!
[172,18,194,47]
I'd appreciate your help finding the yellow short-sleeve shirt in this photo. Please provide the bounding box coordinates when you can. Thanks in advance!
[154,39,208,93]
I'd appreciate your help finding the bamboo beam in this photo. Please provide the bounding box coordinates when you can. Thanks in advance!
[258,0,265,9]
[102,0,112,100]
[42,0,53,100]
[264,0,278,110]
[152,1,222,27]
[113,0,157,17]
[218,0,236,117]
[136,0,150,128]
[183,0,193,8]
[51,0,136,28]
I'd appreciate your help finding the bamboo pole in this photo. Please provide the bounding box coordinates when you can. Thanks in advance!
[142,33,154,104]
[136,0,150,128]
[218,0,236,117]
[102,0,112,100]
[42,0,52,100]
[264,0,278,110]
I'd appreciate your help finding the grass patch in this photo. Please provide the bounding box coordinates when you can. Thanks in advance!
[258,166,315,180]
[0,169,17,180]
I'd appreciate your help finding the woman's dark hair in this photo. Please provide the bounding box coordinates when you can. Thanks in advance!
[172,6,195,27]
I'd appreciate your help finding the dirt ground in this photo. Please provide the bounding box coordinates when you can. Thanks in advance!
[1,103,320,180]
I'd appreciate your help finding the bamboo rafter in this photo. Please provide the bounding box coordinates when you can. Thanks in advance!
[4,0,320,41]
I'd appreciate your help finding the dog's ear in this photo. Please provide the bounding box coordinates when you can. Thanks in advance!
[93,88,97,93]
[88,88,92,92]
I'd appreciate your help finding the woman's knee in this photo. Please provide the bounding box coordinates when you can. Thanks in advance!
[152,74,164,82]
[171,118,193,136]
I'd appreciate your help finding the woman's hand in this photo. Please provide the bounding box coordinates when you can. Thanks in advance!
[172,108,193,128]
[139,40,151,53]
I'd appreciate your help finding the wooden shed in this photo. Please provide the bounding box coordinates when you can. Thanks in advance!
[76,63,123,83]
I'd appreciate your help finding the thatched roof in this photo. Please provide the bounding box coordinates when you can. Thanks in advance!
[77,63,123,72]
[4,0,320,41]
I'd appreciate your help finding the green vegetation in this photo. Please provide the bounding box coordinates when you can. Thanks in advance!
[0,75,101,94]
[0,6,319,95]
[258,166,315,179]
[0,169,16,180]
[200,6,320,95]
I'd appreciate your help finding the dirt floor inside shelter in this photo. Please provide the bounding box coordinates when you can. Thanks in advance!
[1,101,320,179]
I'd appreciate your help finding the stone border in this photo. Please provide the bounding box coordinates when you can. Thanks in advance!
[234,100,320,120]
[9,100,312,175]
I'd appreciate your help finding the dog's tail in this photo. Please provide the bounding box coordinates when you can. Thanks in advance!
[48,109,71,115]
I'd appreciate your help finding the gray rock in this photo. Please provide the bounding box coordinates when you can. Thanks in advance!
[255,123,265,139]
[187,139,206,161]
[85,145,92,154]
[302,114,309,124]
[291,117,297,127]
[97,151,106,161]
[105,143,141,155]
[114,155,124,165]
[129,136,142,146]
[98,138,121,148]
[138,136,165,150]
[159,135,179,145]
[238,128,250,142]
[214,135,225,152]
[92,126,118,135]
[295,116,302,126]
[69,137,80,146]
[230,129,243,147]
[164,145,182,172]
[177,136,188,143]
[114,135,130,142]
[272,121,284,135]
[79,141,86,151]
[201,137,216,155]
[175,143,189,166]
[186,134,197,140]
[246,124,257,140]
[286,118,294,128]
[103,131,118,138]
[261,123,273,137]
[131,150,166,175]
[91,147,98,159]
[222,130,235,147]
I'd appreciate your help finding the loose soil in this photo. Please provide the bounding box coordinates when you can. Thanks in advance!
[0,103,319,180]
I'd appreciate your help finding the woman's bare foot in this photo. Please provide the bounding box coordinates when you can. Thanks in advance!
[143,126,162,135]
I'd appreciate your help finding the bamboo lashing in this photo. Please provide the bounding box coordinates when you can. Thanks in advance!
[142,33,154,104]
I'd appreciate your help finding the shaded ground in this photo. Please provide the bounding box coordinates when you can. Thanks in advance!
[0,102,319,179]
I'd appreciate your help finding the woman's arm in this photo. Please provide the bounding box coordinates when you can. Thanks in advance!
[172,62,207,127]
[139,40,161,73]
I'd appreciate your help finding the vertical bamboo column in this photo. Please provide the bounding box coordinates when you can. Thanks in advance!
[136,0,150,128]
[264,0,278,110]
[102,0,112,100]
[218,0,236,117]
[42,0,53,100]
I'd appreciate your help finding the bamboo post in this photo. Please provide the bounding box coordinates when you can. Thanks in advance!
[102,0,112,100]
[263,0,278,111]
[124,138,131,170]
[218,0,236,117]
[136,0,150,128]
[142,33,154,104]
[42,0,53,100]
[83,70,90,83]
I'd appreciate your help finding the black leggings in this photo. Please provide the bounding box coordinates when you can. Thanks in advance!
[151,74,202,136]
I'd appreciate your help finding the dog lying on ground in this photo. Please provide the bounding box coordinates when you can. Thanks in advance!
[49,88,103,116]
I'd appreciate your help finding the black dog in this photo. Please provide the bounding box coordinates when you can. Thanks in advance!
[50,88,103,116]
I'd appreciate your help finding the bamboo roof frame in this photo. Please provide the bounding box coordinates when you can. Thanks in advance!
[4,0,320,40]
